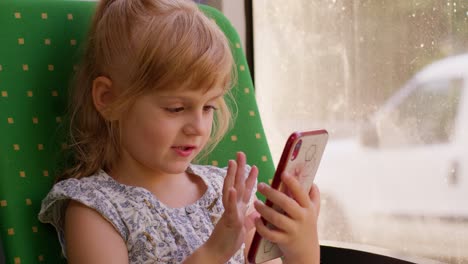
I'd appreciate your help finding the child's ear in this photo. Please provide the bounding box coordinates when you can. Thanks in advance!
[92,76,116,120]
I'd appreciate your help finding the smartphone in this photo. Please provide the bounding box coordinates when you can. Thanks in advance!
[247,129,328,264]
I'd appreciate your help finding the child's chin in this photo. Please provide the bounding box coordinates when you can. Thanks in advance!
[164,163,191,174]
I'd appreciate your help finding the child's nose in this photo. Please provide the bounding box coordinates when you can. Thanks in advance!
[183,112,209,135]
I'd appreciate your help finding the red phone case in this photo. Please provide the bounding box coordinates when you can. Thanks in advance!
[247,129,328,263]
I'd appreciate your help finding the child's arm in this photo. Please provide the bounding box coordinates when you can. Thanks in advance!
[253,173,321,264]
[64,200,129,264]
[184,152,258,263]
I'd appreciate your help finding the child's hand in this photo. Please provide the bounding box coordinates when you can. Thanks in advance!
[254,172,321,264]
[205,152,258,262]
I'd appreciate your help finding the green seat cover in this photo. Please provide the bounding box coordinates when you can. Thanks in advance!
[0,2,274,263]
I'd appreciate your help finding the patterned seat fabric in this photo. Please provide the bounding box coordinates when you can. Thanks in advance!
[0,1,274,263]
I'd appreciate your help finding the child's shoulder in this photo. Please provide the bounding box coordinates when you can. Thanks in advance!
[38,170,133,240]
[46,171,118,198]
[38,171,118,216]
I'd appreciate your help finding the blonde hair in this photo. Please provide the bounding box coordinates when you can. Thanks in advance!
[62,0,235,179]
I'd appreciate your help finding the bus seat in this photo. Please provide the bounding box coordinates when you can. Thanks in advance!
[0,2,274,263]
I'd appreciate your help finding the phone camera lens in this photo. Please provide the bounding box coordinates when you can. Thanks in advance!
[291,139,302,161]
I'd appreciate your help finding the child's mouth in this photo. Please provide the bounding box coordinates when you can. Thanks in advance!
[172,146,195,157]
[175,146,195,150]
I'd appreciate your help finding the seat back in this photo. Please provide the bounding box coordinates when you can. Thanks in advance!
[0,2,273,263]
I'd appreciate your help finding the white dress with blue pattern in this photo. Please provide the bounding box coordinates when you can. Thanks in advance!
[38,164,255,264]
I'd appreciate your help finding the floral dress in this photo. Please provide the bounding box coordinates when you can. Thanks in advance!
[38,164,256,264]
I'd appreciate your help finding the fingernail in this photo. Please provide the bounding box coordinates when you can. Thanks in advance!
[253,200,261,208]
[258,182,267,190]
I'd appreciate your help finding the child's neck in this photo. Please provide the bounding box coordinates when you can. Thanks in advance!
[109,163,207,209]
[149,171,207,208]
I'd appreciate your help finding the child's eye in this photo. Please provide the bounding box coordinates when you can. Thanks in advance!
[203,105,218,112]
[165,107,184,113]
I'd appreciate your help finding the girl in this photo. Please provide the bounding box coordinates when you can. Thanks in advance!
[38,0,321,263]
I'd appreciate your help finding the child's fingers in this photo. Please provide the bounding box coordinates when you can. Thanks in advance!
[225,187,241,227]
[281,172,311,208]
[254,217,287,244]
[243,165,258,204]
[223,160,237,205]
[234,152,246,200]
[245,209,260,231]
[309,183,321,213]
[253,200,292,231]
[256,182,302,220]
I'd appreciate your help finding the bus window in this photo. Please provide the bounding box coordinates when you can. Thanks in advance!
[253,1,468,263]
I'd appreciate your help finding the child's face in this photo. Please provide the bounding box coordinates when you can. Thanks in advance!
[117,86,224,176]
